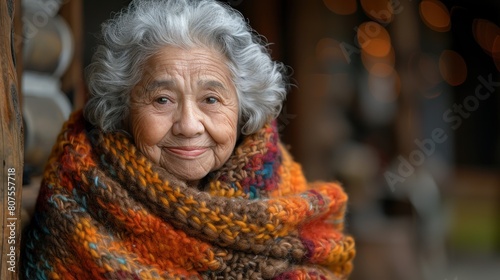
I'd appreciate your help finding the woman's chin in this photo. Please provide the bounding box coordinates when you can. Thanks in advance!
[161,164,209,184]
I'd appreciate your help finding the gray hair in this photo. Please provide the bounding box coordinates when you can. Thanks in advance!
[84,0,288,135]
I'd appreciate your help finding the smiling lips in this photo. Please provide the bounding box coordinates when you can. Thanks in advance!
[166,146,208,158]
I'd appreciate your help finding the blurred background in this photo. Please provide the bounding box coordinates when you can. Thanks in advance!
[18,0,499,279]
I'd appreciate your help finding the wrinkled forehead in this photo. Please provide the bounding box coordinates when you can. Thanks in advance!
[138,45,234,83]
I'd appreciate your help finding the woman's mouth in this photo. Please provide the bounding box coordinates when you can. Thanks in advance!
[165,147,208,158]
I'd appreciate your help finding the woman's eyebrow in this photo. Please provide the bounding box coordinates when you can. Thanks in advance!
[146,79,176,90]
[198,79,227,91]
[198,79,233,98]
[144,79,231,96]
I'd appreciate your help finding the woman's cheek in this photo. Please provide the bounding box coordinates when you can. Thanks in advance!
[209,109,239,152]
[143,115,172,145]
[130,109,156,144]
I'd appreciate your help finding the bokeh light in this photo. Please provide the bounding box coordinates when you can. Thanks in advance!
[357,22,391,57]
[323,0,357,15]
[369,62,394,77]
[315,37,349,64]
[419,0,451,32]
[473,19,500,57]
[360,0,394,24]
[361,47,395,77]
[417,53,442,87]
[368,69,400,102]
[439,50,467,86]
[357,21,395,77]
[407,52,444,98]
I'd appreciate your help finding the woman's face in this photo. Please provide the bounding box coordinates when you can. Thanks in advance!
[129,46,239,185]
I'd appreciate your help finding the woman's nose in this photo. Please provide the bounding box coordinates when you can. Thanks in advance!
[172,101,204,137]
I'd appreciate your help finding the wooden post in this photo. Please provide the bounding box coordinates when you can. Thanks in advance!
[1,0,24,278]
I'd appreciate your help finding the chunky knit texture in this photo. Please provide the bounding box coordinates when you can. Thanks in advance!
[22,110,355,279]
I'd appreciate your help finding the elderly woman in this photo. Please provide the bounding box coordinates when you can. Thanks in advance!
[22,0,355,279]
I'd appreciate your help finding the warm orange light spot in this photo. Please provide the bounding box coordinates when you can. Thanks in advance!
[439,50,467,86]
[362,47,395,77]
[357,22,391,58]
[315,38,348,64]
[419,0,451,32]
[323,0,357,15]
[473,19,500,57]
[360,0,394,24]
[364,38,391,58]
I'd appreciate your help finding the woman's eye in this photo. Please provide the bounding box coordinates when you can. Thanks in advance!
[156,97,170,104]
[205,97,219,104]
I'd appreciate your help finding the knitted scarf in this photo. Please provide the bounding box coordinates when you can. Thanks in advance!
[22,110,355,280]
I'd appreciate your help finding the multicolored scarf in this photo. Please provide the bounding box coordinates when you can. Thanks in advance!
[22,110,355,279]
